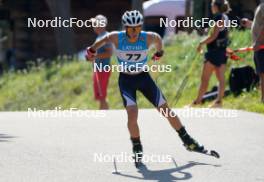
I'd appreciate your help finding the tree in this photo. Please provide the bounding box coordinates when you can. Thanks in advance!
[132,0,144,13]
[46,0,75,55]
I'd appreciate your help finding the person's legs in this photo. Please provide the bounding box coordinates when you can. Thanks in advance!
[138,72,204,151]
[157,102,183,130]
[254,50,264,102]
[126,105,143,156]
[157,102,204,151]
[93,71,103,109]
[0,63,3,75]
[93,71,111,110]
[260,73,264,102]
[194,61,215,104]
[118,73,143,154]
[213,64,226,106]
[99,99,109,110]
[138,72,185,131]
[126,105,139,138]
[98,71,111,109]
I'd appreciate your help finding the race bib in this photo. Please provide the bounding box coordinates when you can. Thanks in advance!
[116,50,148,62]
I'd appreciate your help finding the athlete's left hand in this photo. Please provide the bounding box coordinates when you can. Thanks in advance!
[152,50,164,61]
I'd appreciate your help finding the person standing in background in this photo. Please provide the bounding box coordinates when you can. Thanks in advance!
[191,0,231,108]
[87,15,112,109]
[242,3,264,103]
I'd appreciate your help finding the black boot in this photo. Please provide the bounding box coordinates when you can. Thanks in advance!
[131,137,143,161]
[177,127,204,152]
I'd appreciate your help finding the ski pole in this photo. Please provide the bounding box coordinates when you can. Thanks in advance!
[172,52,201,106]
[92,61,103,98]
[226,46,254,61]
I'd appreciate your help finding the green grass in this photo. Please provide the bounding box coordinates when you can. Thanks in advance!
[0,29,263,113]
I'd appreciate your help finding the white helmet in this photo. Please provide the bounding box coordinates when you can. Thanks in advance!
[122,10,143,27]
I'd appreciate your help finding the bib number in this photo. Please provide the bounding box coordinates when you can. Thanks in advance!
[126,53,141,61]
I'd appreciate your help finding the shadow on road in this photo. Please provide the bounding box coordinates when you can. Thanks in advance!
[0,133,16,142]
[113,158,221,182]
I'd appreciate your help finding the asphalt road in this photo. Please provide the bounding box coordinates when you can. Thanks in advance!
[0,108,264,182]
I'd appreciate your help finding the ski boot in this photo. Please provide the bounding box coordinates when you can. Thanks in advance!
[177,127,220,158]
[178,127,205,152]
[131,137,143,168]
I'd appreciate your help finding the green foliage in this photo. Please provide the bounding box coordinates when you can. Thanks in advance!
[0,29,263,113]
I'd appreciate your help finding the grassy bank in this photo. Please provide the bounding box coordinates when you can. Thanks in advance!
[0,29,263,113]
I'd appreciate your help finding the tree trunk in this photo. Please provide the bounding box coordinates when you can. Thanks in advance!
[132,0,144,13]
[46,0,75,56]
[193,0,204,20]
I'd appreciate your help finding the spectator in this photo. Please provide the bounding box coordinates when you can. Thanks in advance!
[88,15,112,109]
[191,0,231,108]
[241,3,264,103]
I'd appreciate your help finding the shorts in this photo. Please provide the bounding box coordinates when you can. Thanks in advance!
[254,49,264,74]
[204,49,227,67]
[93,71,111,100]
[118,72,166,107]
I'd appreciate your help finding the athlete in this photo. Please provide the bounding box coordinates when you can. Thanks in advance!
[86,10,205,160]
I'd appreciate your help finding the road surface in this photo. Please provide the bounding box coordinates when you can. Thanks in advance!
[0,108,264,182]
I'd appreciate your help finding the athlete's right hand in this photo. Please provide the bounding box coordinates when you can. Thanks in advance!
[85,47,97,61]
